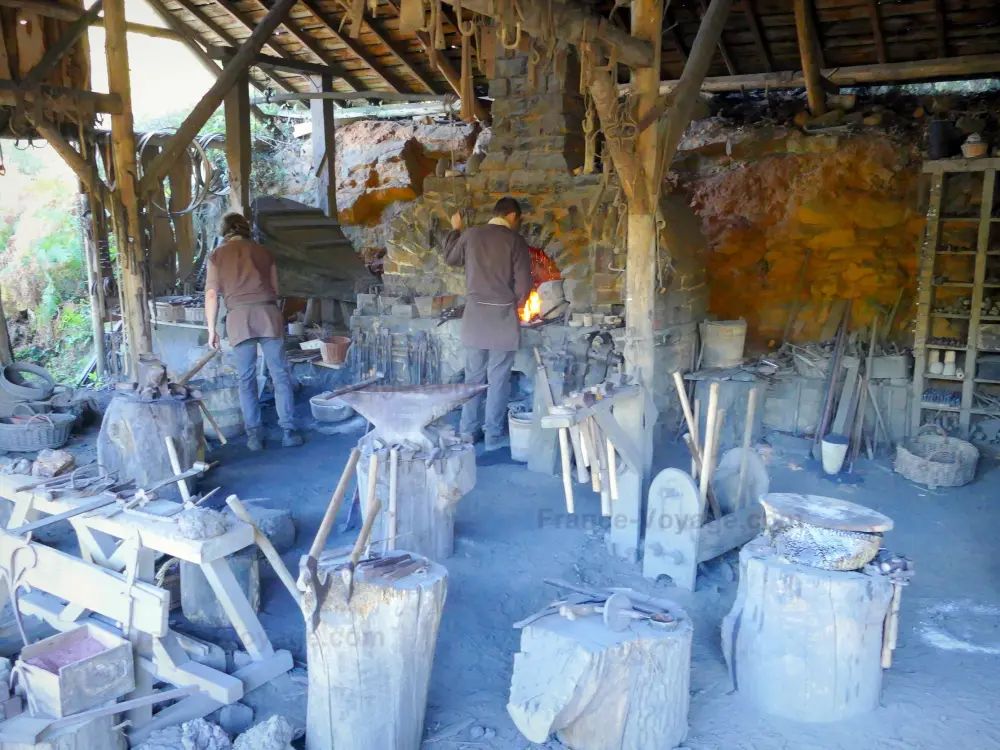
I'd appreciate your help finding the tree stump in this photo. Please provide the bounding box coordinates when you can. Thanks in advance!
[302,552,447,750]
[721,537,893,722]
[97,396,204,502]
[507,604,693,750]
[180,550,260,628]
[357,446,475,561]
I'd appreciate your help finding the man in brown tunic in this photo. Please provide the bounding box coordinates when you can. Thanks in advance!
[445,197,533,450]
[205,213,302,450]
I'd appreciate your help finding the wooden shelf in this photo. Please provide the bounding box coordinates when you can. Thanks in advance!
[937,281,974,287]
[924,373,964,381]
[941,216,980,223]
[971,407,1000,416]
[975,378,1000,385]
[936,250,976,255]
[152,320,206,331]
[924,344,968,351]
[932,312,971,319]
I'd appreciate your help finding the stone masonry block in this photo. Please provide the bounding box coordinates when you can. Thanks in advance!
[489,78,511,98]
[487,173,511,193]
[495,55,528,78]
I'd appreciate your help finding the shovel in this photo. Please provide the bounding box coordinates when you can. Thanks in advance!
[0,687,197,744]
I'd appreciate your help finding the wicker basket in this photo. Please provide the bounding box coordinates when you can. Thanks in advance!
[0,405,75,452]
[894,424,979,489]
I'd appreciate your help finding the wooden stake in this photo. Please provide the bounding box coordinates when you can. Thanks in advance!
[587,418,602,493]
[681,433,723,519]
[308,448,362,559]
[736,387,758,509]
[559,428,576,515]
[227,494,301,604]
[692,398,701,479]
[606,436,619,503]
[671,371,699,477]
[198,401,229,445]
[699,382,720,506]
[165,436,192,503]
[793,0,827,116]
[387,448,399,550]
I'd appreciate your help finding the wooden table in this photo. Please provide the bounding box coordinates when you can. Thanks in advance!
[0,474,292,744]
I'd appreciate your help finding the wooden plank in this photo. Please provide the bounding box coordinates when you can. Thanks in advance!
[199,558,275,660]
[224,69,252,217]
[127,651,293,746]
[0,80,122,114]
[865,0,887,63]
[652,54,1000,94]
[14,10,45,77]
[793,0,826,115]
[697,504,763,562]
[0,0,186,40]
[923,156,1000,174]
[138,0,299,191]
[0,531,170,637]
[20,0,103,91]
[741,0,773,71]
[145,635,243,703]
[104,0,151,373]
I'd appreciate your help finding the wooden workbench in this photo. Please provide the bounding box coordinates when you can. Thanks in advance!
[0,475,291,743]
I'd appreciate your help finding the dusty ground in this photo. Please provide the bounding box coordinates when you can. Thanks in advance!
[10,392,999,749]
[182,396,1000,750]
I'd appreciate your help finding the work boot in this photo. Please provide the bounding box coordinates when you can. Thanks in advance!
[282,429,304,448]
[484,434,510,453]
[246,428,263,452]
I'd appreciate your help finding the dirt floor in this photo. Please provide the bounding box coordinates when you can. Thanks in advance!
[10,392,1000,749]
[173,394,1000,750]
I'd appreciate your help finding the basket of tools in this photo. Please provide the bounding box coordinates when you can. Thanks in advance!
[894,424,979,489]
[0,404,75,452]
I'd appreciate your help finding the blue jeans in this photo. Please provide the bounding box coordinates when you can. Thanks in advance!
[232,337,295,431]
[460,348,516,439]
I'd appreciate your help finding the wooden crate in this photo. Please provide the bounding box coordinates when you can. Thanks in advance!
[17,624,134,718]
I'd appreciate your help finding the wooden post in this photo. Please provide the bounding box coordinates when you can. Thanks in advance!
[168,152,197,283]
[104,0,150,375]
[80,188,107,380]
[225,69,252,218]
[793,0,827,116]
[311,74,339,219]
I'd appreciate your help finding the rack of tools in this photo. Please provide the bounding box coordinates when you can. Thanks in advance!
[912,157,1000,437]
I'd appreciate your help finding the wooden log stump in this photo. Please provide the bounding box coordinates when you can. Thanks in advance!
[357,446,475,561]
[721,536,893,722]
[97,396,204,502]
[507,602,693,750]
[302,552,447,750]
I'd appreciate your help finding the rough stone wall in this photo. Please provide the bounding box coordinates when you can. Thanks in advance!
[384,50,625,306]
[680,128,925,348]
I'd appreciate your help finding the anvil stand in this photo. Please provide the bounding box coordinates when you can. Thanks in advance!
[336,384,486,562]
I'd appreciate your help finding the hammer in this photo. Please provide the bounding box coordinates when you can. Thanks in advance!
[341,451,381,603]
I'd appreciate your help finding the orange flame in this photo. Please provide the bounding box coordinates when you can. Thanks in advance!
[520,289,541,323]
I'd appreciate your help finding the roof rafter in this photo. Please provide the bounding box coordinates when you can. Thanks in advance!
[740,0,772,72]
[695,0,737,75]
[297,0,406,93]
[865,0,887,64]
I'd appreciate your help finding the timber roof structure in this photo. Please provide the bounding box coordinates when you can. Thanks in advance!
[149,0,1000,100]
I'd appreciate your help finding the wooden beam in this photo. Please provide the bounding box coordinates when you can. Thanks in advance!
[298,0,404,93]
[212,0,293,60]
[29,118,109,201]
[207,45,338,78]
[696,0,736,75]
[104,0,151,371]
[658,0,732,175]
[650,54,1000,95]
[168,0,302,101]
[793,0,826,116]
[350,9,440,94]
[0,0,186,41]
[0,80,122,114]
[139,0,299,192]
[664,9,688,65]
[225,71,252,218]
[314,75,338,219]
[740,0,772,72]
[932,0,947,58]
[865,0,887,64]
[20,0,103,91]
[437,0,654,69]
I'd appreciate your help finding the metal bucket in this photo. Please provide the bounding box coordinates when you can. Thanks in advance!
[191,376,244,440]
[509,410,532,463]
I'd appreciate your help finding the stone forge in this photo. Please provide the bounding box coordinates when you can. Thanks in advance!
[370,48,708,427]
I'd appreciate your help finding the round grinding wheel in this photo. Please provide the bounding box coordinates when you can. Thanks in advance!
[602,592,634,632]
[760,493,893,533]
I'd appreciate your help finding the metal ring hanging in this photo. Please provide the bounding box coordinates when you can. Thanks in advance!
[136,129,215,217]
